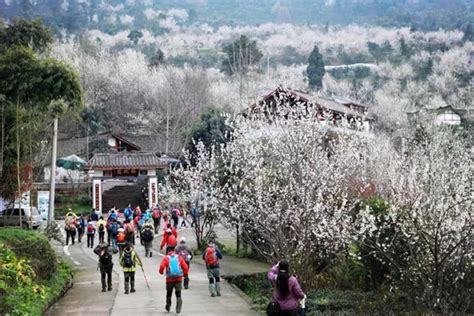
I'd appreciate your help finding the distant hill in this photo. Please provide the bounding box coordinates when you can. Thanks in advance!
[0,0,472,33]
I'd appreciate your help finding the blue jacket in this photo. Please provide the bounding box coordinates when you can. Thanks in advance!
[124,207,133,220]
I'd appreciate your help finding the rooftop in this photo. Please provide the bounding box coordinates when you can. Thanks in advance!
[86,152,167,170]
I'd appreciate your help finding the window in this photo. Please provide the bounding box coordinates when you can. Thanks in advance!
[139,170,148,176]
[435,110,461,125]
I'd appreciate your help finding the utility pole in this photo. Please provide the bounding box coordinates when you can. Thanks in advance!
[165,89,170,155]
[48,118,58,224]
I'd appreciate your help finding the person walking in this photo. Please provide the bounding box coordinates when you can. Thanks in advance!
[86,221,96,248]
[180,207,187,228]
[159,246,189,313]
[175,237,193,289]
[97,216,107,244]
[64,211,77,246]
[90,208,99,222]
[160,229,178,254]
[116,227,127,256]
[76,213,86,243]
[152,205,161,233]
[124,219,135,245]
[123,204,133,221]
[94,243,118,292]
[141,221,155,257]
[267,260,305,316]
[109,218,119,248]
[171,207,180,228]
[203,241,223,297]
[119,243,142,294]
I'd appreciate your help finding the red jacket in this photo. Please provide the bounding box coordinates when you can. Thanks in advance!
[160,233,177,250]
[159,251,189,283]
[163,226,177,237]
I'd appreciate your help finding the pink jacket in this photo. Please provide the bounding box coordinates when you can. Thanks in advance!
[267,264,305,311]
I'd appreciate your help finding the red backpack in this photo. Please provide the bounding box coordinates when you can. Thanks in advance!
[205,247,218,266]
[152,210,161,219]
[168,235,177,247]
[117,231,126,243]
[87,224,94,233]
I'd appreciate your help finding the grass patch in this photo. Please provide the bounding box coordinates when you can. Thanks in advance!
[226,273,271,310]
[0,228,72,315]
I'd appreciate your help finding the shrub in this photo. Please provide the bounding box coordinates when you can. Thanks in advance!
[0,228,57,278]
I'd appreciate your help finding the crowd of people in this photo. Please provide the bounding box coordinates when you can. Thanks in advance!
[64,204,306,315]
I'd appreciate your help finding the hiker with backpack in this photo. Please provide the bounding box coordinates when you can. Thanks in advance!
[267,260,305,316]
[90,209,99,222]
[160,228,178,254]
[116,227,127,255]
[119,243,142,294]
[203,241,223,297]
[124,204,133,221]
[109,218,120,248]
[159,246,189,313]
[152,205,162,233]
[94,243,118,292]
[97,216,107,244]
[164,222,178,238]
[76,213,86,243]
[64,211,77,246]
[86,221,96,248]
[171,207,180,228]
[141,221,155,257]
[175,237,193,289]
[124,219,135,245]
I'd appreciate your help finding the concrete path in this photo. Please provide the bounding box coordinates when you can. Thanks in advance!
[46,223,261,316]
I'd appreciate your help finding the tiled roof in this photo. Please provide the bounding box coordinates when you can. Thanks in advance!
[87,152,167,170]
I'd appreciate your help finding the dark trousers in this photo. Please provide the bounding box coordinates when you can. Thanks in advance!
[183,262,190,288]
[124,271,135,292]
[153,218,160,233]
[166,281,182,312]
[99,231,105,244]
[172,216,179,228]
[77,228,84,242]
[101,268,112,290]
[87,234,94,248]
[277,310,298,316]
[66,230,76,245]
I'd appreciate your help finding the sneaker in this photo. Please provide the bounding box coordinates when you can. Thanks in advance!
[131,289,136,293]
[108,287,112,291]
[211,293,216,297]
[101,288,106,292]
[125,290,129,294]
[150,252,153,257]
[165,305,170,312]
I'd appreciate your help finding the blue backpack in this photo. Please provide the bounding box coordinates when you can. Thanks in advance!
[111,222,119,236]
[124,208,132,219]
[167,255,183,278]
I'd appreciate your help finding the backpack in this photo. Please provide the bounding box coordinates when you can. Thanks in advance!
[168,235,177,247]
[98,223,105,232]
[123,251,134,268]
[110,222,119,236]
[166,255,183,278]
[99,249,113,266]
[152,210,160,219]
[205,247,218,266]
[178,247,191,262]
[87,224,94,233]
[142,228,154,242]
[117,231,126,243]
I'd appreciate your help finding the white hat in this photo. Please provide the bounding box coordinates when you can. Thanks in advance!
[180,237,186,243]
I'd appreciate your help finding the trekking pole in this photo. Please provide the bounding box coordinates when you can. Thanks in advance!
[136,254,151,291]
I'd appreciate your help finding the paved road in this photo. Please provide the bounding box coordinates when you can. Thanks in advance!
[46,224,260,316]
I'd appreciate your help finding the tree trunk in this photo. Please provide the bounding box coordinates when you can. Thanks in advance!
[16,96,22,228]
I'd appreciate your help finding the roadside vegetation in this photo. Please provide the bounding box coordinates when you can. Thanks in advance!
[0,228,72,315]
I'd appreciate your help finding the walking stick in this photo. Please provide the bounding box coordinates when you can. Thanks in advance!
[136,253,151,291]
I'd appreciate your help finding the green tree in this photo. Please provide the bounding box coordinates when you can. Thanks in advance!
[463,22,473,42]
[148,48,165,68]
[306,45,325,89]
[127,30,143,45]
[183,107,232,157]
[0,20,83,224]
[220,35,263,75]
[0,17,52,53]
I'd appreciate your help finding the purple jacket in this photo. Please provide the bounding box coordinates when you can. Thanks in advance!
[267,264,305,311]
